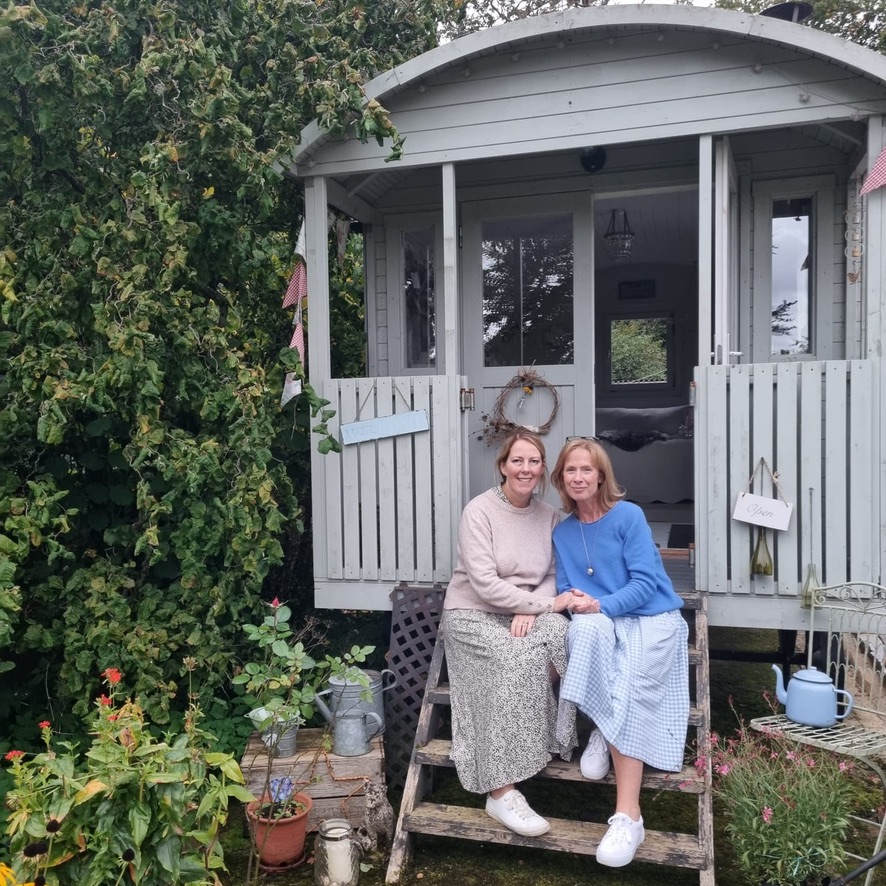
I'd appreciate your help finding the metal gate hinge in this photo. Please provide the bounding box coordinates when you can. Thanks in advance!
[459,387,475,411]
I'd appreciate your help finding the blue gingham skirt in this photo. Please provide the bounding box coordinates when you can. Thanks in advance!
[558,609,689,772]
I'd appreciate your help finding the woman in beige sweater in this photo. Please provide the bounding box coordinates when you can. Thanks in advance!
[441,429,576,837]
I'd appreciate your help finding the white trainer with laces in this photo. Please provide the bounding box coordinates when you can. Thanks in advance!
[596,812,645,867]
[485,789,550,836]
[580,728,611,780]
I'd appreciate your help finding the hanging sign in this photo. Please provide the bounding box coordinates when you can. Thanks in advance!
[732,492,793,531]
[731,457,794,531]
[340,410,429,445]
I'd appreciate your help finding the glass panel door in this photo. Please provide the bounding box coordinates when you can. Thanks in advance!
[481,215,574,367]
[463,195,593,501]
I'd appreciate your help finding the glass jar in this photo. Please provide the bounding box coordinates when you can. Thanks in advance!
[314,818,360,886]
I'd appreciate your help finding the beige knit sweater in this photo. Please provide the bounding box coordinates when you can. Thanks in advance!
[443,488,561,615]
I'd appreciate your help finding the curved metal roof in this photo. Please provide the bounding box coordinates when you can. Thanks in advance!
[291,4,886,168]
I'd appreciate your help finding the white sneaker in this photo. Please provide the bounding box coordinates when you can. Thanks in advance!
[580,728,610,780]
[596,812,645,867]
[485,789,550,836]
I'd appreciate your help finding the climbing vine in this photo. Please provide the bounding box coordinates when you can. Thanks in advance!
[0,0,456,733]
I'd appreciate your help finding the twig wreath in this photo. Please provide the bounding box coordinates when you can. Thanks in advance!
[478,368,560,445]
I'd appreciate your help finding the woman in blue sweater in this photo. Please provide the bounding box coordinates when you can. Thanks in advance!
[551,437,688,869]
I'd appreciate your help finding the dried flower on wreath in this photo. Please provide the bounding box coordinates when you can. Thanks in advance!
[478,368,560,445]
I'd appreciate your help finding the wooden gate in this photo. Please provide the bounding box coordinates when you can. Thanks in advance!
[310,375,467,610]
[695,360,879,604]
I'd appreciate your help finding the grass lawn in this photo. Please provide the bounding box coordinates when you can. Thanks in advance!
[222,627,886,886]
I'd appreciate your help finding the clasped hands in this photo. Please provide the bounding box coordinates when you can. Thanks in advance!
[511,590,600,636]
[559,588,601,615]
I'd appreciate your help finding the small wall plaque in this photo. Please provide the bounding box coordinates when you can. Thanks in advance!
[618,279,656,300]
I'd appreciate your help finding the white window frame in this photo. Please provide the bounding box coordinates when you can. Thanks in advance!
[751,175,835,362]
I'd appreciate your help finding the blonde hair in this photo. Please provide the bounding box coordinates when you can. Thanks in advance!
[495,429,548,497]
[551,438,625,514]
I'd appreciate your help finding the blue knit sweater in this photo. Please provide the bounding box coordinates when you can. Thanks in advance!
[553,501,683,618]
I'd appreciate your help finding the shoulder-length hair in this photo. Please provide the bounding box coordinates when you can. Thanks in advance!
[550,438,625,514]
[495,429,548,497]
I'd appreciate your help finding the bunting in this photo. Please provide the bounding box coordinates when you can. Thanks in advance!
[281,223,307,407]
[860,146,886,196]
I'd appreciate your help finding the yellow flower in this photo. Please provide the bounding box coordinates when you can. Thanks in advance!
[0,863,34,886]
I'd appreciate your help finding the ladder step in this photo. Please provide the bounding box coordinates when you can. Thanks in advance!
[415,739,705,792]
[403,802,708,869]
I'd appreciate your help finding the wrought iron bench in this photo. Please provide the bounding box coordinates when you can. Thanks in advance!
[751,582,886,886]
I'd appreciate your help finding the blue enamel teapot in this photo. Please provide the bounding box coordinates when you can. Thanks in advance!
[772,664,854,727]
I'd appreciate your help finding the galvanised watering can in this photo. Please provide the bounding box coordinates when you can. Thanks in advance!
[772,664,854,727]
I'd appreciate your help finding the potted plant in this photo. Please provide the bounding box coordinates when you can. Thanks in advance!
[245,775,313,871]
[233,598,374,757]
[4,665,253,886]
[706,716,855,886]
[233,598,374,875]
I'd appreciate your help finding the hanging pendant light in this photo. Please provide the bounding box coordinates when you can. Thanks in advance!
[603,209,635,263]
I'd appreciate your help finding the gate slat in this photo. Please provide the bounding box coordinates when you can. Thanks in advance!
[412,378,434,581]
[340,380,362,580]
[358,377,380,581]
[824,362,848,585]
[799,363,824,583]
[728,366,751,595]
[376,378,398,580]
[394,378,417,583]
[848,360,875,579]
[774,364,800,595]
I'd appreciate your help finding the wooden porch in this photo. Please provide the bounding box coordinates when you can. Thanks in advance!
[311,359,880,630]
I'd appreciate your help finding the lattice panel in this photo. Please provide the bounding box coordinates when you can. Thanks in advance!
[383,584,445,790]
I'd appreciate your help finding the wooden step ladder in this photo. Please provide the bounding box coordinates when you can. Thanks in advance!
[385,591,715,884]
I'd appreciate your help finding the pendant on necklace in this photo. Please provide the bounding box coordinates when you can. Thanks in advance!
[587,566,594,577]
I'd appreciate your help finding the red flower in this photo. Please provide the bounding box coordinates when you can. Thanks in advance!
[5,750,24,761]
[99,694,113,706]
[39,720,50,729]
[107,714,118,722]
[102,667,122,685]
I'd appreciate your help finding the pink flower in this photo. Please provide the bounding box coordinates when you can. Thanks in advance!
[270,597,281,608]
[787,750,797,760]
[762,806,773,824]
[716,763,732,776]
[4,750,24,761]
[39,720,50,729]
[807,758,816,768]
[839,760,850,771]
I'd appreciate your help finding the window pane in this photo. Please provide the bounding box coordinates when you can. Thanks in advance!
[403,228,436,369]
[771,197,811,356]
[481,215,574,367]
[610,318,670,385]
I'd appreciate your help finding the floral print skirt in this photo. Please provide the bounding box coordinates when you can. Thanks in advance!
[440,608,576,794]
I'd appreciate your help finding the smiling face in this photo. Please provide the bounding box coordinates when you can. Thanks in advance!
[499,438,545,506]
[561,447,604,509]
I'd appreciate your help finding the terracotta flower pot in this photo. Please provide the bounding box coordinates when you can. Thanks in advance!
[246,792,313,870]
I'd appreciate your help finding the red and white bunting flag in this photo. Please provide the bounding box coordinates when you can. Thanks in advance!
[281,223,307,406]
[289,318,305,363]
[282,222,307,308]
[860,146,886,196]
[282,258,307,308]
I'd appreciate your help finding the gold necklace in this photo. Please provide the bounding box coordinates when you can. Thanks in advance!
[578,519,600,577]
